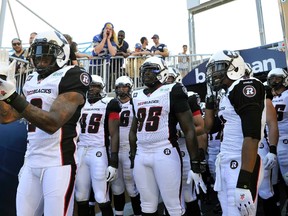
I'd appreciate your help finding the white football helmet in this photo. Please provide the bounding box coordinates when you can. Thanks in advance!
[88,75,106,101]
[140,56,169,87]
[30,30,70,77]
[267,68,288,89]
[167,66,182,83]
[206,50,246,91]
[115,76,133,97]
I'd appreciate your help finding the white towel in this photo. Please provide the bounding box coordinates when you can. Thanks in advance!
[214,152,222,191]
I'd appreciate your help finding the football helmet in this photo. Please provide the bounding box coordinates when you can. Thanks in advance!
[87,75,106,101]
[206,50,246,91]
[267,68,288,89]
[30,30,70,77]
[115,76,133,98]
[167,67,182,84]
[139,56,168,87]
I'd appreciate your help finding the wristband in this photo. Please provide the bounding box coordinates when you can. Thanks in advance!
[4,92,29,113]
[109,152,119,169]
[198,148,206,161]
[236,169,252,189]
[205,95,215,109]
[269,145,277,155]
[190,160,201,174]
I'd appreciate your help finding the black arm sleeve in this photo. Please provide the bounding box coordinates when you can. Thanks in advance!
[107,98,122,113]
[59,67,91,99]
[229,79,265,140]
[188,93,201,114]
[265,85,273,100]
[170,83,190,113]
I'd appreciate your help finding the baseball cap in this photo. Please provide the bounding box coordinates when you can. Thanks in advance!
[135,43,142,49]
[151,34,159,39]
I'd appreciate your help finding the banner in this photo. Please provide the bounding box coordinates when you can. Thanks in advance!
[182,48,287,86]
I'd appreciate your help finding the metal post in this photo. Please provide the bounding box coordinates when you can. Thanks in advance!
[278,0,288,67]
[255,0,266,45]
[0,0,8,47]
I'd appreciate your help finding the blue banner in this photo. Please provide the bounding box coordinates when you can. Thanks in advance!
[182,48,287,86]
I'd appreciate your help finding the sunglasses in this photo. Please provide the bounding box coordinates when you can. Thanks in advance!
[12,42,21,46]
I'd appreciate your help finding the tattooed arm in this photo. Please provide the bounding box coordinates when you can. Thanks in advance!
[21,91,84,134]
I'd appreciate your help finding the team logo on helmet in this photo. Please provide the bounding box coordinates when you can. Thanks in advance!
[223,50,239,58]
[80,73,91,86]
[242,85,256,97]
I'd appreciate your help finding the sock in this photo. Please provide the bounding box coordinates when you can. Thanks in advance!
[77,201,89,216]
[186,200,201,216]
[130,194,142,215]
[113,192,125,212]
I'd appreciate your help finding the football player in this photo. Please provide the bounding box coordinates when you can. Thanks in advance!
[111,76,142,216]
[0,31,91,216]
[267,68,288,215]
[129,56,206,215]
[74,75,121,216]
[204,50,266,216]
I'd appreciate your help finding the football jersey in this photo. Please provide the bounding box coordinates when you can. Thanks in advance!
[271,89,288,139]
[78,97,121,148]
[131,83,189,151]
[22,66,90,168]
[119,99,133,151]
[217,77,266,154]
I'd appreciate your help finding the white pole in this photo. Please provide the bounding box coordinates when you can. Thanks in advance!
[278,0,288,67]
[0,0,8,47]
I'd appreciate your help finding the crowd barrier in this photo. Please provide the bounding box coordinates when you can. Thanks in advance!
[13,54,211,94]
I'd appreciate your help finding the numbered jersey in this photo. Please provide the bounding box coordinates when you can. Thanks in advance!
[218,77,266,154]
[78,97,121,147]
[23,66,90,168]
[119,100,133,151]
[131,83,189,151]
[272,89,288,138]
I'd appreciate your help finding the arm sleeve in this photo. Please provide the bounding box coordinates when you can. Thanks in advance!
[265,85,273,100]
[229,79,265,140]
[58,67,91,98]
[188,94,202,115]
[107,98,122,114]
[170,83,190,113]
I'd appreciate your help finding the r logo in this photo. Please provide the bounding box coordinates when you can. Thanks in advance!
[230,160,238,169]
[80,73,91,86]
[96,151,102,157]
[243,85,256,97]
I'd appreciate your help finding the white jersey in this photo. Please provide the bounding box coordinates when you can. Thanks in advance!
[78,97,120,148]
[218,77,266,155]
[22,66,90,168]
[119,99,133,151]
[272,89,288,141]
[131,83,189,151]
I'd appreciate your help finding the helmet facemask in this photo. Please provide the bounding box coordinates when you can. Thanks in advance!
[267,75,285,90]
[206,61,231,91]
[115,84,132,98]
[87,83,105,103]
[140,63,166,87]
[115,76,133,98]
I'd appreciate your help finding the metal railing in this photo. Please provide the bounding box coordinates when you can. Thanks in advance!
[13,54,211,94]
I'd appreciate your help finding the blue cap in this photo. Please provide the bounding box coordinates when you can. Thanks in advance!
[135,43,142,49]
